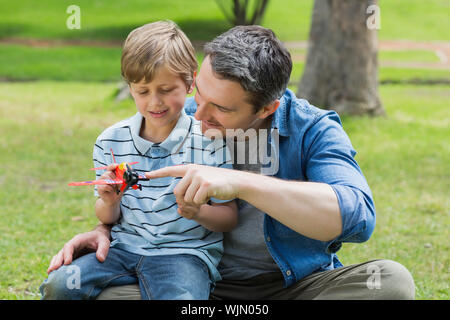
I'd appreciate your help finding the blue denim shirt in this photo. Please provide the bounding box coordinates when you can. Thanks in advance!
[184,89,376,287]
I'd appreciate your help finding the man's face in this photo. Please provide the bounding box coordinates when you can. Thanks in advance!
[194,56,269,138]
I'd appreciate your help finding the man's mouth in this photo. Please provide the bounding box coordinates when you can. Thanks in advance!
[202,120,221,128]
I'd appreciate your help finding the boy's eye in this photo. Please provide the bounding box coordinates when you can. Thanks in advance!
[159,88,173,94]
[138,91,148,95]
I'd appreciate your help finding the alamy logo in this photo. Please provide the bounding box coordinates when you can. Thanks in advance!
[366,264,381,289]
[366,5,381,30]
[66,265,81,290]
[225,128,280,176]
[66,5,81,30]
[167,127,280,176]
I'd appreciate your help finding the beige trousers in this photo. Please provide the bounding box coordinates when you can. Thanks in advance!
[96,259,415,300]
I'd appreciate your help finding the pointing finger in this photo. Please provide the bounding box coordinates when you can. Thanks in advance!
[145,165,189,179]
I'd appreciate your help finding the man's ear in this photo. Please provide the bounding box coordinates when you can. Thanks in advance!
[257,100,280,119]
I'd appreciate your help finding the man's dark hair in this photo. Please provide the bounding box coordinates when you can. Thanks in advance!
[204,25,292,112]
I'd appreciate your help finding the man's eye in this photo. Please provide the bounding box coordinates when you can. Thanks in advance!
[217,106,230,112]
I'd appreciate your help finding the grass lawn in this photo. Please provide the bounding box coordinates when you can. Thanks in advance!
[0,44,122,82]
[1,0,449,41]
[0,81,448,299]
[0,0,448,84]
[0,0,448,301]
[1,44,449,84]
[337,85,450,299]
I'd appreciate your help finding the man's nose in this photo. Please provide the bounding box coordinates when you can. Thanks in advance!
[194,101,210,121]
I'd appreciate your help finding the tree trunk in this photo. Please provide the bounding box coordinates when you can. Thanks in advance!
[297,0,385,116]
[233,0,247,25]
[215,0,270,26]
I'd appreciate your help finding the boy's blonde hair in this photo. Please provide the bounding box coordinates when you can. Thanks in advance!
[121,20,197,88]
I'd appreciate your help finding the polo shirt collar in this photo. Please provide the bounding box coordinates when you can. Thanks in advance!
[129,110,192,155]
[159,109,192,153]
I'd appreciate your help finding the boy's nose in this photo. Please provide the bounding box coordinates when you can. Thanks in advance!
[148,94,163,107]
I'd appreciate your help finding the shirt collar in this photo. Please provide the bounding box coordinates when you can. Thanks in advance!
[159,109,192,153]
[270,89,293,137]
[129,109,192,155]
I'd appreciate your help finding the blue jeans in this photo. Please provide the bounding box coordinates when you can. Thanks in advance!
[39,248,212,300]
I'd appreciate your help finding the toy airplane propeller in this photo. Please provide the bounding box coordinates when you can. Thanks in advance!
[68,148,149,194]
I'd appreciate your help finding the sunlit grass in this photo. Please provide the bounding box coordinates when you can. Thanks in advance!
[1,0,449,41]
[0,81,448,299]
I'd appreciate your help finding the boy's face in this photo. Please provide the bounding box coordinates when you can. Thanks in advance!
[129,66,192,139]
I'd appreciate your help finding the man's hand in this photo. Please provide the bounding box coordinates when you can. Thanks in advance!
[46,226,111,274]
[97,163,123,206]
[145,164,241,205]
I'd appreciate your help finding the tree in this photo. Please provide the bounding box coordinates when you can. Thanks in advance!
[297,0,385,116]
[215,0,270,26]
[115,0,271,102]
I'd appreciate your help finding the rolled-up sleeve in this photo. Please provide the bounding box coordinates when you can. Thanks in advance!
[303,111,376,243]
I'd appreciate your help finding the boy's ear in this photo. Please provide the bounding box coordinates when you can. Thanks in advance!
[187,71,197,94]
[128,84,136,99]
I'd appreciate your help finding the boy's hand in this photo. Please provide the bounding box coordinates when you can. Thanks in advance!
[97,163,123,206]
[176,198,201,220]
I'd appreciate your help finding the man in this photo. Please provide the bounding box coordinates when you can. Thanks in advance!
[48,25,415,299]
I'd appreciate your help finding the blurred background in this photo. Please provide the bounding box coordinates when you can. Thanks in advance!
[0,0,448,299]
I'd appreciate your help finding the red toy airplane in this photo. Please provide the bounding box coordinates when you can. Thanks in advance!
[68,148,149,194]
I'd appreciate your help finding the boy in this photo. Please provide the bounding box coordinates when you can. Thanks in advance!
[40,20,238,300]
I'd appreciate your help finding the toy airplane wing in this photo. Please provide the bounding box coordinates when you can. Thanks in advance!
[68,179,123,187]
[90,162,139,171]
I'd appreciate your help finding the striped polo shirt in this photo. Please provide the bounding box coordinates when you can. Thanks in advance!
[92,110,232,282]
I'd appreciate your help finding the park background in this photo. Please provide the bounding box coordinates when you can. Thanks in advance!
[0,0,448,299]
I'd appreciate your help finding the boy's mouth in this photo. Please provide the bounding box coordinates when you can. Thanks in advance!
[148,109,169,118]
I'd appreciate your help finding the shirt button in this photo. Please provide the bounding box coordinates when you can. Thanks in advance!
[266,236,271,242]
[286,270,292,276]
